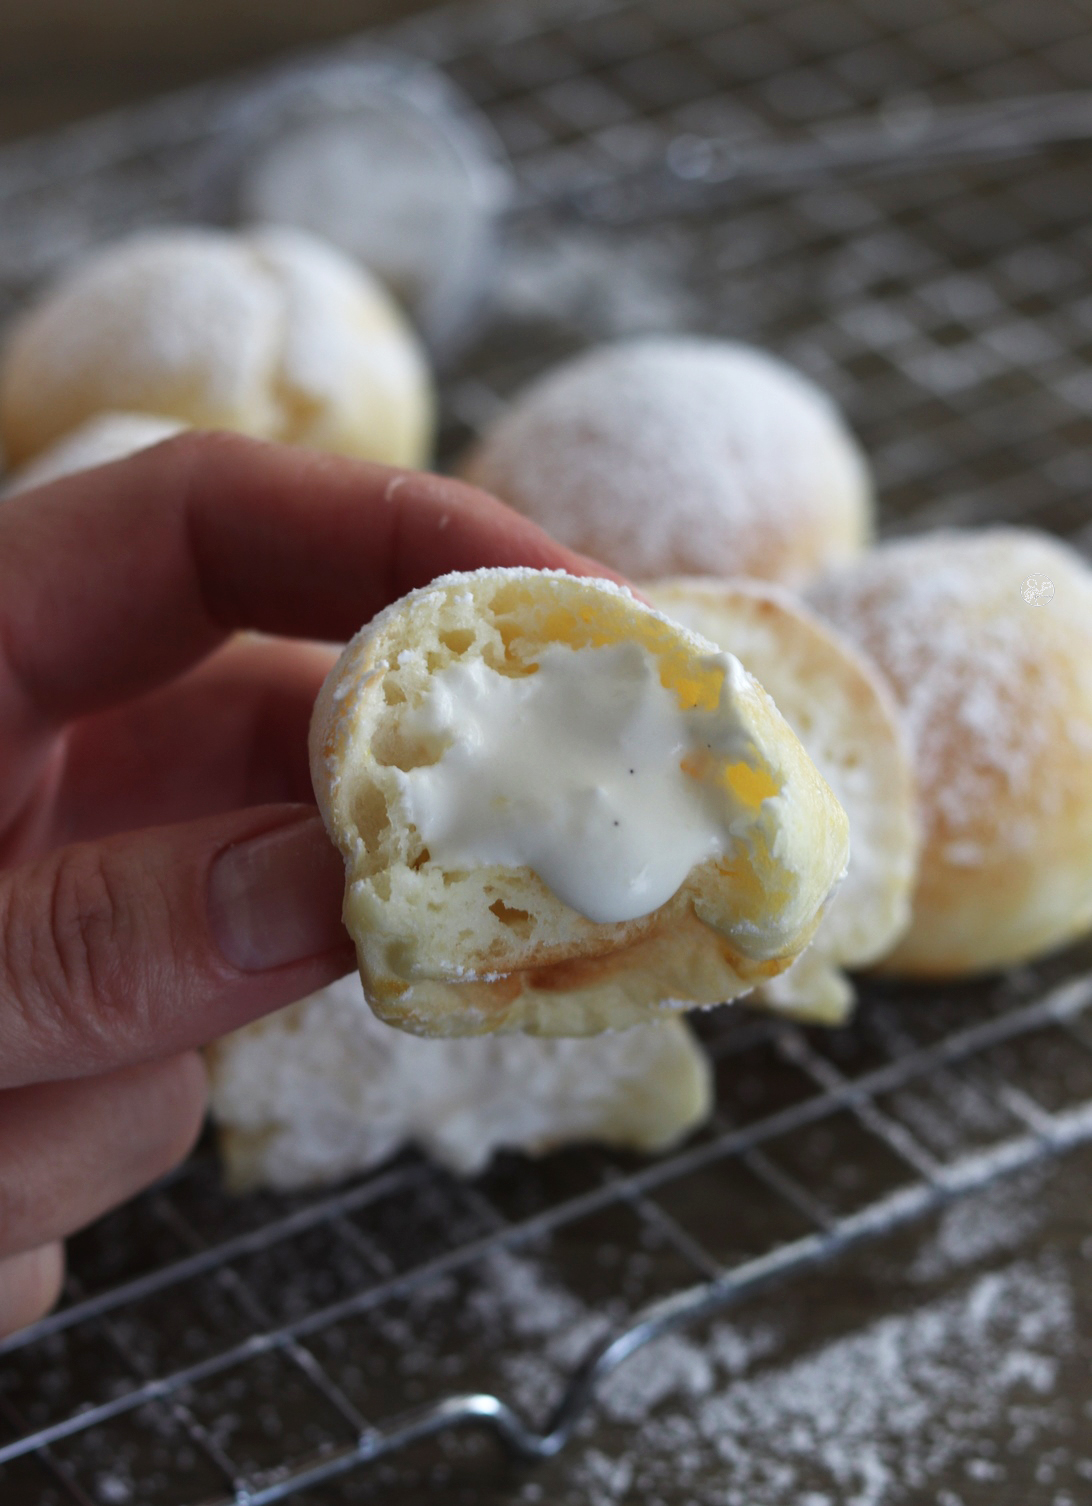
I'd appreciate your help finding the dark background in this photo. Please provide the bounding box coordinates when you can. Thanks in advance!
[0,0,438,143]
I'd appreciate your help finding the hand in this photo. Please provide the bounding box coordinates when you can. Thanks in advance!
[0,430,614,1336]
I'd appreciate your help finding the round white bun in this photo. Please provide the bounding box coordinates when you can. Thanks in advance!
[2,411,186,497]
[461,337,873,585]
[208,972,712,1190]
[0,224,434,469]
[809,528,1092,976]
[649,577,919,1022]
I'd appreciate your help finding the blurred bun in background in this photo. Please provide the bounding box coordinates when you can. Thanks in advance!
[1,411,186,496]
[206,55,512,359]
[208,973,712,1191]
[0,223,434,470]
[461,337,874,585]
[809,528,1092,977]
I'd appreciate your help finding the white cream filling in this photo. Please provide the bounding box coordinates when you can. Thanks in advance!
[391,640,769,924]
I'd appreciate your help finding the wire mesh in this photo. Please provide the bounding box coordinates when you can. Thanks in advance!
[3,1,1092,1502]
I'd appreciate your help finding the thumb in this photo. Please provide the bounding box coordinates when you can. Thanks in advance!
[0,805,353,1090]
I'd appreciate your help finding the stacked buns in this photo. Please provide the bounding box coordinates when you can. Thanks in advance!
[9,221,1091,1186]
[218,336,1092,1185]
[457,337,1092,991]
[0,225,434,480]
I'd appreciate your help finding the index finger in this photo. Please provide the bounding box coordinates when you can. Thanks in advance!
[0,431,624,741]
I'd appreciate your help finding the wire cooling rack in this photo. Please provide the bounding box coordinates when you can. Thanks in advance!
[4,1,1092,1501]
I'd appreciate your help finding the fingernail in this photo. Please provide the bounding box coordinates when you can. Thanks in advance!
[208,814,348,971]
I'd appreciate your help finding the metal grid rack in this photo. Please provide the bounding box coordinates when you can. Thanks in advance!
[4,0,1092,1501]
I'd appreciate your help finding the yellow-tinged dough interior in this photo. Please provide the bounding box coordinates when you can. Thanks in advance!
[310,569,849,1036]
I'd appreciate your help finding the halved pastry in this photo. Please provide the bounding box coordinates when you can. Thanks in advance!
[309,568,849,1036]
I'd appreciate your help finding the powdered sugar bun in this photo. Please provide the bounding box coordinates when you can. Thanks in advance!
[310,566,849,1037]
[1,411,186,497]
[207,971,712,1190]
[649,577,919,1022]
[0,225,434,468]
[809,528,1092,975]
[460,338,873,585]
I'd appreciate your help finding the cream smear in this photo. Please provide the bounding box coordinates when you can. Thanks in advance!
[392,640,769,924]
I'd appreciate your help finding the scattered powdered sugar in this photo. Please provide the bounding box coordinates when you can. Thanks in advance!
[249,224,425,410]
[597,1332,715,1424]
[493,224,698,340]
[387,1230,1075,1506]
[565,1256,1073,1506]
[908,1168,1047,1282]
[7,229,283,433]
[464,336,870,582]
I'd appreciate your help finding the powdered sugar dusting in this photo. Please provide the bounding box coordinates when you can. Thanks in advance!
[364,1211,1076,1506]
[464,337,871,583]
[566,1257,1073,1506]
[809,528,1092,855]
[909,1169,1047,1282]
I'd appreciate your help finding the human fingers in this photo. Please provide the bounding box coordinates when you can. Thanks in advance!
[43,636,337,850]
[0,1054,206,1257]
[0,433,623,788]
[0,1243,64,1339]
[0,804,353,1090]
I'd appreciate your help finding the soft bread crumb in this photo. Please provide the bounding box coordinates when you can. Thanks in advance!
[310,567,850,1036]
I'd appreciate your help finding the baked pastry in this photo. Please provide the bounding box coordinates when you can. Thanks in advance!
[207,972,712,1190]
[2,411,186,497]
[649,577,918,1022]
[0,225,433,469]
[310,566,850,1036]
[808,528,1092,975]
[460,337,872,585]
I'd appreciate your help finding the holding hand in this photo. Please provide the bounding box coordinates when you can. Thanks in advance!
[0,431,608,1336]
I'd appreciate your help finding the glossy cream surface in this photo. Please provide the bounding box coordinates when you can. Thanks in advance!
[392,639,771,924]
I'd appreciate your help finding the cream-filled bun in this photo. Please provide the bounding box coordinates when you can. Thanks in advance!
[460,338,872,585]
[649,578,919,1023]
[207,972,712,1190]
[1,411,187,497]
[809,528,1092,976]
[0,225,433,468]
[310,567,850,1037]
